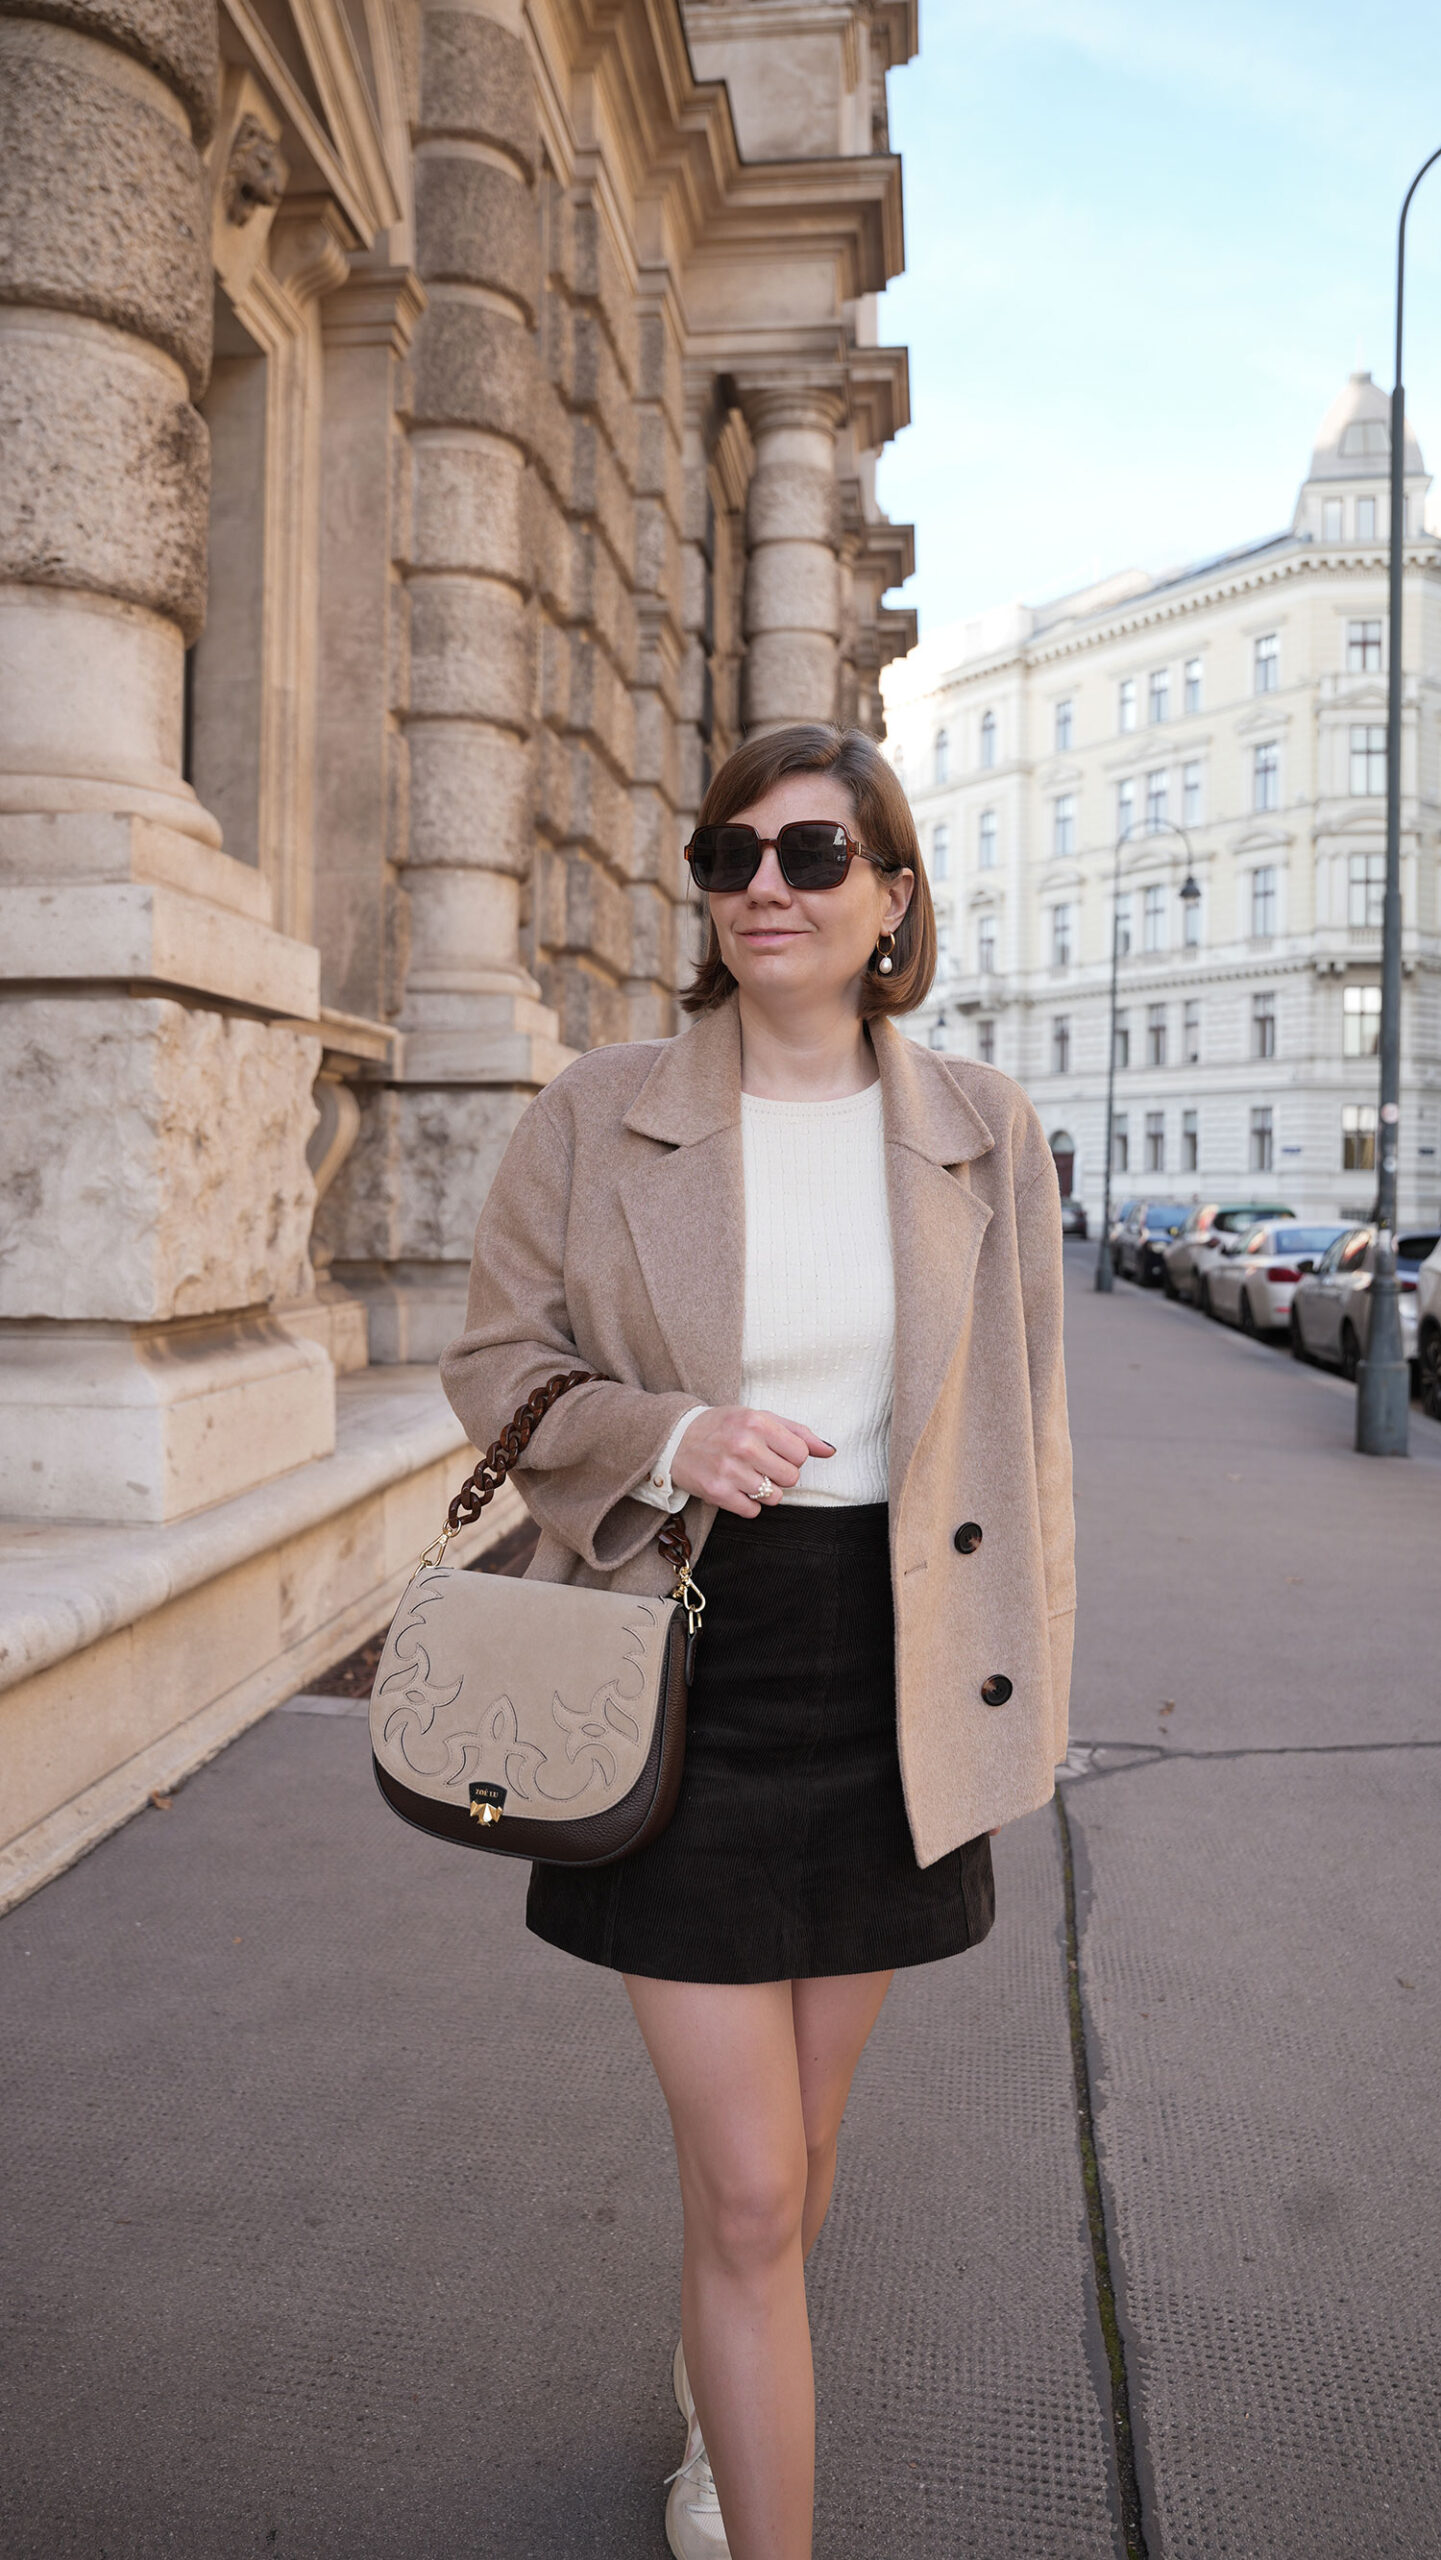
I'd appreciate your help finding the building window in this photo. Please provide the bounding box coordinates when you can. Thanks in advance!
[931,821,949,882]
[1145,769,1169,833]
[1251,865,1277,937]
[1117,778,1135,839]
[1342,983,1382,1056]
[1183,998,1201,1063]
[977,1018,996,1063]
[1356,495,1377,541]
[1342,1102,1376,1170]
[1348,850,1385,927]
[1347,619,1383,672]
[1147,1002,1167,1066]
[1052,1015,1071,1074]
[1349,724,1386,795]
[1254,632,1279,693]
[978,808,997,869]
[1250,1106,1274,1173]
[1182,760,1203,825]
[1145,1111,1166,1172]
[1055,697,1074,751]
[1253,740,1279,811]
[934,726,949,785]
[1118,678,1137,734]
[1183,883,1201,947]
[1113,1011,1131,1071]
[1051,903,1073,966]
[1143,883,1166,952]
[936,919,951,976]
[1149,668,1170,724]
[1323,496,1343,541]
[977,913,996,973]
[1183,657,1203,714]
[1112,1112,1129,1173]
[980,709,997,769]
[1181,1107,1198,1171]
[1053,793,1076,857]
[1114,892,1133,958]
[1252,989,1277,1058]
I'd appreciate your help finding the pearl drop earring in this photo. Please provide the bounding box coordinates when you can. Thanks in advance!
[874,931,897,976]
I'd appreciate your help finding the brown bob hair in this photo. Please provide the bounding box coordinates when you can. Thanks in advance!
[679,723,936,1021]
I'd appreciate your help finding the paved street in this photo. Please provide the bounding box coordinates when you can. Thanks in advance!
[3,1248,1440,2560]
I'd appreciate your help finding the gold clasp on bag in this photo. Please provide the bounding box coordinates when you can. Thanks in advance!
[671,1560,706,1640]
[469,1783,506,1826]
[418,1525,455,1571]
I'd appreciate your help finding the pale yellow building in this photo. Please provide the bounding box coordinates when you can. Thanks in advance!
[883,374,1441,1229]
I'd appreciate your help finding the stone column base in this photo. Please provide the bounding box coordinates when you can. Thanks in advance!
[0,1318,335,1525]
[327,1262,471,1366]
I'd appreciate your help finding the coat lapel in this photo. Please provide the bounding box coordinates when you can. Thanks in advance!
[617,1004,745,1406]
[872,1020,995,1507]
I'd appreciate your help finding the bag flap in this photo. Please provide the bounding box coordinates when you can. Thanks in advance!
[369,1567,679,1821]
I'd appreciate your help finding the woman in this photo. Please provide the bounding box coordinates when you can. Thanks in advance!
[441,723,1074,2560]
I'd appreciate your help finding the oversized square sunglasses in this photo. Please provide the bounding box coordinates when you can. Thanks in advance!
[684,819,899,895]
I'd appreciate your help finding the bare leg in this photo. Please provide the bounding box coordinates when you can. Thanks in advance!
[792,1969,893,2258]
[625,1969,895,2560]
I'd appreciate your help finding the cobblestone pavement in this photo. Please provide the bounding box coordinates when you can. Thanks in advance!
[3,1247,1439,2559]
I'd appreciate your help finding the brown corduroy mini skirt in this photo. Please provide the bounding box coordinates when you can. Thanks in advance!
[525,1500,995,1985]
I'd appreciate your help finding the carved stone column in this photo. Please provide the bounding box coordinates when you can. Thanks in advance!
[320,0,568,1364]
[740,388,845,735]
[0,0,333,1522]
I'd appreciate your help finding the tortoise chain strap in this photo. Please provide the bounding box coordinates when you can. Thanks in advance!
[420,1369,707,1638]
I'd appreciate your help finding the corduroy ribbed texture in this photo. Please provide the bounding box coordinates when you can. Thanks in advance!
[739,1082,893,1506]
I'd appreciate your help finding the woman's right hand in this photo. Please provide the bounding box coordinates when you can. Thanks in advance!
[671,1407,835,1517]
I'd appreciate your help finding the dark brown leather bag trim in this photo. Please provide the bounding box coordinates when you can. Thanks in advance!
[371,1604,690,1867]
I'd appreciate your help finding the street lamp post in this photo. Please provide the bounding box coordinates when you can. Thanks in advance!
[1095,819,1202,1292]
[1355,144,1441,1455]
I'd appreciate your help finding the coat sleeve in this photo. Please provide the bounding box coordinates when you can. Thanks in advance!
[439,1097,703,1572]
[1015,1156,1076,1764]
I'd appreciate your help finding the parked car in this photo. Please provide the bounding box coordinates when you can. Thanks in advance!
[1202,1223,1350,1335]
[1106,1198,1140,1262]
[1289,1226,1441,1378]
[1059,1197,1089,1239]
[1164,1200,1297,1304]
[1417,1237,1441,1417]
[1115,1200,1192,1285]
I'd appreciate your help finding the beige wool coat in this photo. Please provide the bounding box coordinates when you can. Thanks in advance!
[440,997,1075,1866]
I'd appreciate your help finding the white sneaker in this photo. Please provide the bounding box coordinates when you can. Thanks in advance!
[665,2410,730,2559]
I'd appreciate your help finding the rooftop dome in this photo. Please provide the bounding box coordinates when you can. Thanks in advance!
[1304,370,1425,483]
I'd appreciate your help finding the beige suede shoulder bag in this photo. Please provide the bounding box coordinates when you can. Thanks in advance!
[369,1372,705,1866]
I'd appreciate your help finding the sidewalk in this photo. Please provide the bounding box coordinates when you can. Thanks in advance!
[2,1251,1438,2558]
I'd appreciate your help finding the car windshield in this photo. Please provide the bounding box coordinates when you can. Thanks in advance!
[1215,1205,1293,1232]
[1397,1233,1440,1271]
[1143,1208,1189,1233]
[1271,1228,1348,1255]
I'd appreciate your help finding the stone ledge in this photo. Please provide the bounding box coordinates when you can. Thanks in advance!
[0,1367,527,1912]
[0,880,320,1017]
[0,1366,477,1694]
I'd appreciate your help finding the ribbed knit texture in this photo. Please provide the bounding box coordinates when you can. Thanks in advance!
[739,1080,894,1506]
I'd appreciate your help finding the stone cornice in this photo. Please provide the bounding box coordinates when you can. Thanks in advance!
[1028,539,1441,669]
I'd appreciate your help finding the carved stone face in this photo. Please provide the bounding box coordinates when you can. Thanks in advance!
[223,115,288,227]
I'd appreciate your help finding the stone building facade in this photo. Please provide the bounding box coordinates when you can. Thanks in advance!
[883,374,1441,1229]
[0,0,917,1902]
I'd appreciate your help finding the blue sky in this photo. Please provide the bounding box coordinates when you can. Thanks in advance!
[874,0,1441,634]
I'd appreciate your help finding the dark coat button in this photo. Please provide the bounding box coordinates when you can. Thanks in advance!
[980,1674,1013,1707]
[953,1521,983,1555]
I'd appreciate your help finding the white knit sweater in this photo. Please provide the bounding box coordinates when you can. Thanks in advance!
[636,1079,895,1510]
